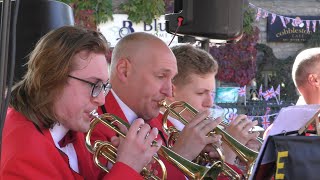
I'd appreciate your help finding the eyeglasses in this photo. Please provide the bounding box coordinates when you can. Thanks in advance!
[68,75,112,98]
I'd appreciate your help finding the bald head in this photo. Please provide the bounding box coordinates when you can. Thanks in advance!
[110,32,170,75]
[292,48,320,87]
[108,32,177,120]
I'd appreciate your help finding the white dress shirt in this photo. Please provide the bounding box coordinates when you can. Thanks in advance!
[50,123,79,173]
[112,91,188,179]
[111,89,138,125]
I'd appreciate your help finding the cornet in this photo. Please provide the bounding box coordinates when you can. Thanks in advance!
[86,110,224,180]
[86,111,165,180]
[160,100,260,179]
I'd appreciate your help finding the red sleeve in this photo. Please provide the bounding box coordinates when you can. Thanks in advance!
[103,162,143,180]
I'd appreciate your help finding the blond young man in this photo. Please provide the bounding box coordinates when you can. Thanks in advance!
[164,44,260,178]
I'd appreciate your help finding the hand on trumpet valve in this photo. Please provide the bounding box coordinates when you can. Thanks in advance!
[171,109,222,161]
[116,118,162,173]
[202,134,223,160]
[226,114,260,145]
[110,121,129,147]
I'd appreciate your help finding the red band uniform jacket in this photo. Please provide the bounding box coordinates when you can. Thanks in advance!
[92,91,187,180]
[0,107,142,180]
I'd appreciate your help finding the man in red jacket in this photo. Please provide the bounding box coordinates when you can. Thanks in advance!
[91,32,224,179]
[1,26,161,180]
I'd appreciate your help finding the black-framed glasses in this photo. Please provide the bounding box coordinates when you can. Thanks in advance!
[68,75,112,98]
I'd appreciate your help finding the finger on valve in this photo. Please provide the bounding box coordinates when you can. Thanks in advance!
[136,124,151,141]
[110,136,120,147]
[242,120,257,132]
[145,127,160,147]
[127,118,145,137]
[188,109,212,127]
[202,118,222,136]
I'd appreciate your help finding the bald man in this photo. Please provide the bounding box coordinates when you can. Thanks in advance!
[264,48,320,139]
[258,47,320,179]
[292,48,320,104]
[90,32,223,179]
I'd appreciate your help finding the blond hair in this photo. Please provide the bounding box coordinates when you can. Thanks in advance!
[171,44,218,86]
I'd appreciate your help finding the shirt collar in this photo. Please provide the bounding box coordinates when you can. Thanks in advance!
[111,89,138,125]
[49,123,69,146]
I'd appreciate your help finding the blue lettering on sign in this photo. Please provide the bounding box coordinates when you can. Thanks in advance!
[116,19,166,41]
[144,19,166,31]
[116,21,135,40]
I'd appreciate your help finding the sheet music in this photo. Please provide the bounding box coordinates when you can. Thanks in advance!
[249,104,320,180]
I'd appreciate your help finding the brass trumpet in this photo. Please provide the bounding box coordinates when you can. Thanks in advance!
[160,100,259,179]
[86,111,224,180]
[86,112,166,180]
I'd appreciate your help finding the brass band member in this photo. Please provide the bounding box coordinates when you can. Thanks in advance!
[91,32,223,179]
[161,44,260,178]
[0,26,160,180]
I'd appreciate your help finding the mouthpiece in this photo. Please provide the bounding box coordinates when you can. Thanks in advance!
[158,100,167,107]
[90,110,99,118]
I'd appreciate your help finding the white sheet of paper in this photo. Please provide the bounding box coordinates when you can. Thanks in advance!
[268,104,320,136]
[249,104,320,180]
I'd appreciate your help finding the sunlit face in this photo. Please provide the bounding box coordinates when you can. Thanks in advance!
[173,73,216,121]
[54,51,109,132]
[125,42,177,120]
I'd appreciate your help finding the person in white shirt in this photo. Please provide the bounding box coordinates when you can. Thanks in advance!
[257,47,320,179]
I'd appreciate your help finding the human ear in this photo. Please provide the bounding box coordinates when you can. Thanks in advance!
[308,74,320,87]
[116,58,130,81]
[172,85,176,97]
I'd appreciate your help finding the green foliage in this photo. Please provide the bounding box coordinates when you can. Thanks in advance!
[255,44,298,101]
[243,7,255,35]
[121,0,165,24]
[59,0,113,27]
[60,0,73,4]
[94,0,113,24]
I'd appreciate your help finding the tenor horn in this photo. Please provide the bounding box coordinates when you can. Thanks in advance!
[86,111,224,180]
[160,100,259,179]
